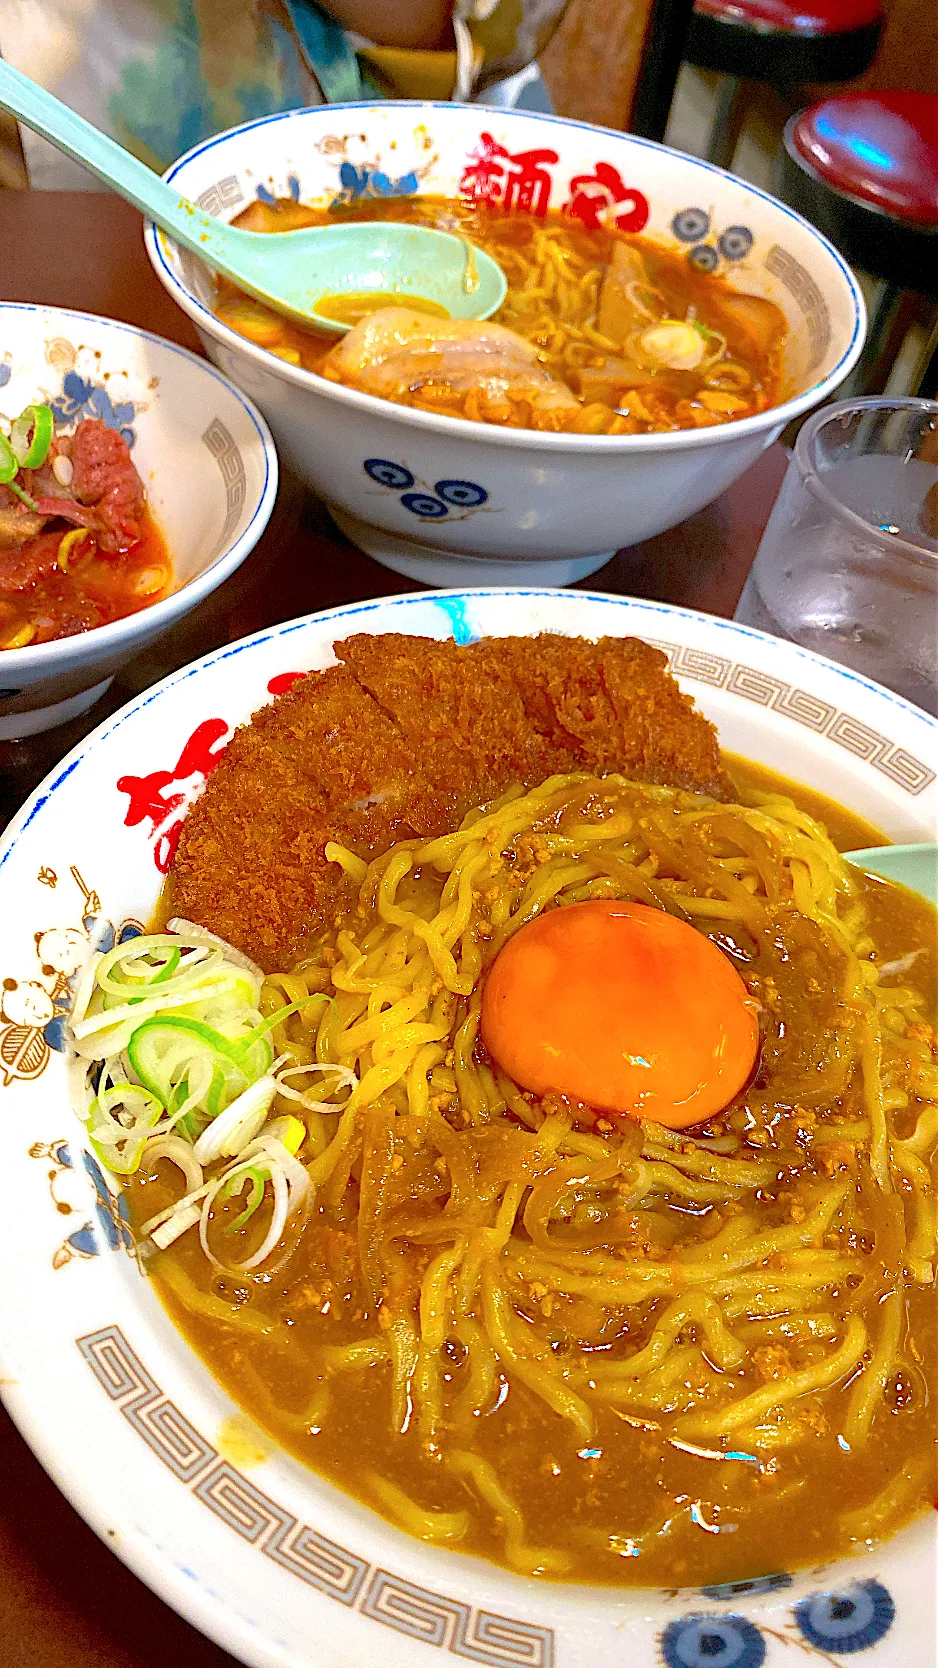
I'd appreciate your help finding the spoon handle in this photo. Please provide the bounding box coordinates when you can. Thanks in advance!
[0,59,245,282]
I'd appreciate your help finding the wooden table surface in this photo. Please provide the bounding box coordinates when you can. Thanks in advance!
[0,189,788,1667]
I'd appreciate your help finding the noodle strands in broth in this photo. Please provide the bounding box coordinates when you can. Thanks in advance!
[96,760,937,1588]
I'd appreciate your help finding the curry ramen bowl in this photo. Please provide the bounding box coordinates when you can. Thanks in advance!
[0,590,934,1668]
[148,103,864,586]
[0,304,277,738]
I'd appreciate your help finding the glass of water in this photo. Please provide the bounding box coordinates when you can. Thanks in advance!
[735,397,938,714]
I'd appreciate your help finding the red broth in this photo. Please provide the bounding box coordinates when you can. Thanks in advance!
[0,508,171,648]
[215,198,787,437]
[0,416,172,649]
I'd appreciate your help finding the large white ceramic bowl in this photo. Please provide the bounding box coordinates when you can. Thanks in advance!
[0,305,278,738]
[147,102,865,586]
[0,590,934,1668]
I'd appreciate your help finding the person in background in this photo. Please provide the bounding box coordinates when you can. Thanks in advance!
[0,0,566,190]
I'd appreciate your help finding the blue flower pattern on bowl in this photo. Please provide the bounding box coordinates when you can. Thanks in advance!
[50,370,137,449]
[795,1580,896,1654]
[401,491,449,519]
[364,459,415,490]
[363,458,492,524]
[435,479,488,508]
[80,1148,136,1256]
[37,1141,136,1263]
[334,162,420,207]
[661,1612,766,1668]
[718,225,755,261]
[671,208,755,275]
[672,207,711,243]
[657,1574,897,1663]
[689,243,721,274]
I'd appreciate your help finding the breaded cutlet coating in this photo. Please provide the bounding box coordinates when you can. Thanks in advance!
[172,664,437,966]
[171,633,730,969]
[333,630,561,808]
[597,639,730,798]
[479,634,730,799]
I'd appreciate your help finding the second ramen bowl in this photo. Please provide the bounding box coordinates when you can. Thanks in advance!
[148,103,865,586]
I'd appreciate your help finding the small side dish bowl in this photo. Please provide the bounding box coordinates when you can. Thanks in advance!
[0,304,278,738]
[147,102,865,587]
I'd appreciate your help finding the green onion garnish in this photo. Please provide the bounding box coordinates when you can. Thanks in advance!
[223,1165,267,1232]
[65,930,347,1269]
[0,430,19,486]
[11,403,54,470]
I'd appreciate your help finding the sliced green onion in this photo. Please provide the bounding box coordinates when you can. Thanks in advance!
[95,937,210,999]
[166,917,264,980]
[222,1166,267,1233]
[86,1081,165,1173]
[127,1016,250,1101]
[161,1059,217,1139]
[70,969,251,1052]
[77,936,261,1054]
[11,403,54,469]
[96,1081,164,1121]
[265,1113,306,1155]
[66,929,322,1266]
[236,1035,277,1084]
[148,947,183,983]
[205,1064,230,1119]
[151,1202,203,1250]
[90,1131,150,1176]
[7,480,40,511]
[639,321,706,372]
[108,946,183,1001]
[232,993,331,1059]
[273,1060,357,1113]
[142,1134,204,1192]
[89,1083,164,1144]
[192,1075,278,1164]
[0,432,19,485]
[200,1132,311,1271]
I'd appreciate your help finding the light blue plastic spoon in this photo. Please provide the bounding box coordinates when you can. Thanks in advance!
[0,60,507,332]
[844,842,937,906]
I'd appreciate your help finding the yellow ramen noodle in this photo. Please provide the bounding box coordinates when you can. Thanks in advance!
[134,772,937,1587]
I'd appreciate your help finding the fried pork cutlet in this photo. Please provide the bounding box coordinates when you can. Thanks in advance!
[333,630,567,807]
[171,633,730,969]
[475,634,728,797]
[169,664,455,967]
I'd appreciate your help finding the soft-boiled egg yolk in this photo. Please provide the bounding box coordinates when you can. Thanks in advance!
[480,899,758,1129]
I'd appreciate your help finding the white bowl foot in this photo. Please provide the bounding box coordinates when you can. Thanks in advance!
[328,506,614,588]
[0,677,113,740]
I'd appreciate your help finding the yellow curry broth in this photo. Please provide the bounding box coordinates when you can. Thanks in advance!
[137,1240,939,1585]
[727,754,891,854]
[131,770,937,1587]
